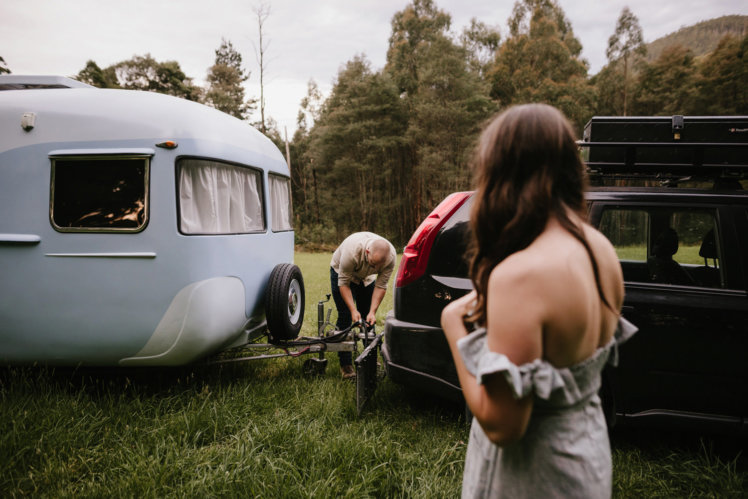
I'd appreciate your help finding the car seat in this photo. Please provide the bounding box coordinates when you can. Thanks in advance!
[690,228,721,287]
[647,227,694,285]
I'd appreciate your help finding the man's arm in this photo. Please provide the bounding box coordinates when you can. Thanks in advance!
[366,287,387,325]
[339,285,361,323]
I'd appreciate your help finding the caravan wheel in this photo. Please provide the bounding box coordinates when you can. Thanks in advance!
[265,263,305,342]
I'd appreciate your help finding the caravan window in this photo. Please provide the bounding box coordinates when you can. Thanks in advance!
[269,174,293,231]
[50,155,149,232]
[177,158,265,235]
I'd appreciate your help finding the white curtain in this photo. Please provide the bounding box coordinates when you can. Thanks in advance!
[179,159,264,234]
[269,174,293,231]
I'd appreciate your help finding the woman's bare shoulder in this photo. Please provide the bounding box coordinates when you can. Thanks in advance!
[489,246,552,284]
[583,223,618,258]
[583,224,624,273]
[486,243,561,307]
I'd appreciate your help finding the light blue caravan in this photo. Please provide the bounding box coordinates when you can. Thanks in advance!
[0,75,305,366]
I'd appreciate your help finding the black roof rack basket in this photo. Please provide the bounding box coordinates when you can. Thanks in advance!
[580,116,748,186]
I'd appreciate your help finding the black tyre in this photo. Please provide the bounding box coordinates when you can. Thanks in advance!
[265,263,305,342]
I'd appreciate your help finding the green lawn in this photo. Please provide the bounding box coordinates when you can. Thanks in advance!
[0,251,744,497]
[615,244,705,264]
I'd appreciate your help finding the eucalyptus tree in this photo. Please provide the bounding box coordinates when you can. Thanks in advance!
[75,55,201,101]
[631,45,697,116]
[252,1,271,134]
[76,61,119,88]
[460,18,502,77]
[109,54,202,101]
[692,34,748,115]
[307,55,408,241]
[605,6,647,116]
[487,0,594,131]
[205,38,255,120]
[386,0,451,99]
[296,79,323,135]
[291,80,324,227]
[385,0,493,232]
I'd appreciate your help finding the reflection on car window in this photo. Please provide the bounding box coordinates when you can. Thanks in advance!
[599,207,724,288]
[51,156,148,232]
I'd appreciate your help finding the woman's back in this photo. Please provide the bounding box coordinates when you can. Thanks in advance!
[458,221,629,498]
[515,216,623,368]
[484,214,623,373]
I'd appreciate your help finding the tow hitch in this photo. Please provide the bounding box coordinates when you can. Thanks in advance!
[209,294,385,415]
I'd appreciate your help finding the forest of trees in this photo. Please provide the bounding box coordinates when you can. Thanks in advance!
[287,1,748,247]
[3,0,746,247]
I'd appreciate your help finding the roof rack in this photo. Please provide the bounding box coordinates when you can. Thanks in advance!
[579,141,748,176]
[580,116,748,184]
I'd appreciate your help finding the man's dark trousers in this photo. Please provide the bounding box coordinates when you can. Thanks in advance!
[330,267,373,367]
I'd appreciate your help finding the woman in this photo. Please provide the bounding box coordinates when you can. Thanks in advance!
[441,104,636,498]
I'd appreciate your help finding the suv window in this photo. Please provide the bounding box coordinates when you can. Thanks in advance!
[599,206,724,288]
[50,155,149,232]
[177,158,265,235]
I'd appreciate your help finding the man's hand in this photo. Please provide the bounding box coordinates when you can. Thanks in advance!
[340,285,361,324]
[351,310,362,323]
[366,287,386,327]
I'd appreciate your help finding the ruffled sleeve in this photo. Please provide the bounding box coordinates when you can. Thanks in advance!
[456,328,566,400]
[607,316,638,367]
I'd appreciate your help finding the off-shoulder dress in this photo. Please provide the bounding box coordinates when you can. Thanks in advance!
[457,317,637,498]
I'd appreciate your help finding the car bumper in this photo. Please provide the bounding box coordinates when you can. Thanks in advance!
[383,312,462,402]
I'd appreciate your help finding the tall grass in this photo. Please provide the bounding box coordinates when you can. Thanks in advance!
[0,252,745,497]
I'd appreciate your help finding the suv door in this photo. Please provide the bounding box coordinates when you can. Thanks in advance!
[589,198,748,422]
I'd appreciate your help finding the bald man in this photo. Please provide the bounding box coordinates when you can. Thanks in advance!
[330,231,396,379]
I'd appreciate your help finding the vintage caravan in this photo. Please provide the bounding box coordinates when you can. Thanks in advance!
[0,75,304,366]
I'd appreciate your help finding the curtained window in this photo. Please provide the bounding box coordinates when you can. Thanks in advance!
[178,158,265,234]
[269,174,293,231]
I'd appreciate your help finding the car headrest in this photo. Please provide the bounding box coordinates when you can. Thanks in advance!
[652,228,679,258]
[699,229,717,259]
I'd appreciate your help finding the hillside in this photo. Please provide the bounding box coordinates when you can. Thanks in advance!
[645,15,747,62]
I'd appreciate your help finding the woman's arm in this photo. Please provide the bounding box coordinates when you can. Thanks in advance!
[441,262,545,445]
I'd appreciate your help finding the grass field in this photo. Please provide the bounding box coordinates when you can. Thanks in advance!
[615,244,705,264]
[1,252,745,497]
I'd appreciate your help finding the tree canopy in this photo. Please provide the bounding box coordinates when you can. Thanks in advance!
[56,4,747,247]
[76,54,202,101]
[204,38,255,120]
[487,0,593,129]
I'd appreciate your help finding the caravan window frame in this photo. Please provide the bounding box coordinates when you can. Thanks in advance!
[175,156,267,236]
[49,154,151,233]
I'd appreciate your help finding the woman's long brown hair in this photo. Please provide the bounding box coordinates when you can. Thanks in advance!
[467,103,610,326]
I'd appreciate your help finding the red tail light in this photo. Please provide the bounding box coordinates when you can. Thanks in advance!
[396,191,472,287]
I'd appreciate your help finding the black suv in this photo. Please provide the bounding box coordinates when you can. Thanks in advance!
[382,116,748,435]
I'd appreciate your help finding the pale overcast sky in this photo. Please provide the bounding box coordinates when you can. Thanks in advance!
[2,0,746,134]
